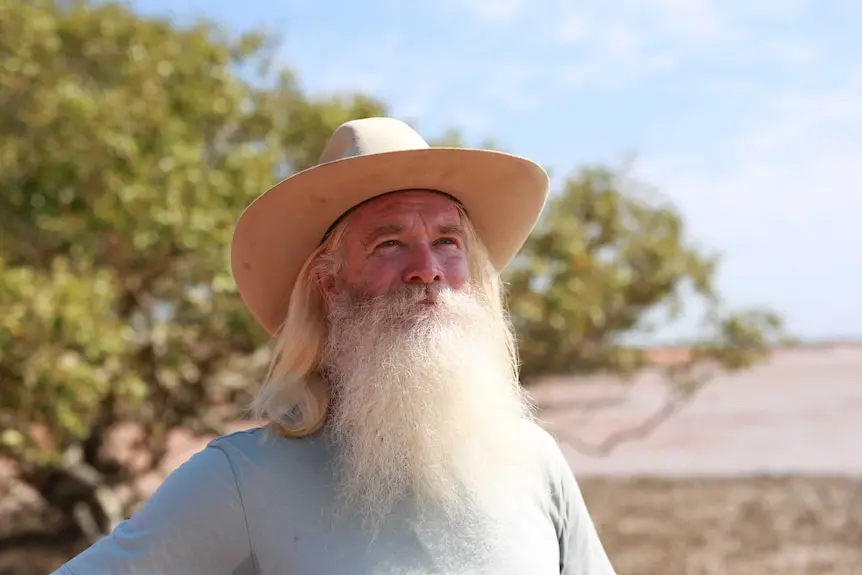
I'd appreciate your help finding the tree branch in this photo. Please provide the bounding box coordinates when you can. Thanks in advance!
[552,389,696,457]
[549,366,714,457]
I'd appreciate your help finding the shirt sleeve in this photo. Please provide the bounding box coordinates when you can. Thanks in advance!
[52,444,256,575]
[547,437,617,575]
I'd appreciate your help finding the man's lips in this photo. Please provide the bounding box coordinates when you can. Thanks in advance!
[418,294,438,305]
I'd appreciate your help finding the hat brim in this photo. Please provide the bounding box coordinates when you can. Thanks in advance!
[230,147,550,335]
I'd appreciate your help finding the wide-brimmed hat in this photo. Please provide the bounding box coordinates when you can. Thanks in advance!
[230,117,550,335]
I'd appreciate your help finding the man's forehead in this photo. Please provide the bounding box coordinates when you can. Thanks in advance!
[346,190,462,224]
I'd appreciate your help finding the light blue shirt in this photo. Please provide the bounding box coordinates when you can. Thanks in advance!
[54,423,616,574]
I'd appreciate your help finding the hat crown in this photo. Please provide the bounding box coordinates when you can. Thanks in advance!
[318,117,431,164]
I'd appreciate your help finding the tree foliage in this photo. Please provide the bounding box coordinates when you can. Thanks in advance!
[505,165,786,454]
[0,0,389,537]
[0,0,785,542]
[507,165,785,383]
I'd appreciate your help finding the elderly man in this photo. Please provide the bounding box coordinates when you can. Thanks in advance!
[55,118,617,574]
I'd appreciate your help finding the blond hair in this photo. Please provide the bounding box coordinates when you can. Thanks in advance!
[249,206,518,437]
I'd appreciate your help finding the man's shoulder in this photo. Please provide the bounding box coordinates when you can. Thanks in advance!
[522,419,567,459]
[519,420,577,482]
[205,425,331,475]
[206,425,272,452]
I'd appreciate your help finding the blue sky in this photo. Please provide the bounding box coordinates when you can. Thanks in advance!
[130,0,861,342]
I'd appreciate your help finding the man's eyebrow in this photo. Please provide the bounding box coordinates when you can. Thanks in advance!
[361,223,405,247]
[438,223,464,236]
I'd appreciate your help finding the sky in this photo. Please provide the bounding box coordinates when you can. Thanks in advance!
[130,0,862,343]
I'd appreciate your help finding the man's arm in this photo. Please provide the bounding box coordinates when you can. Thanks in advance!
[52,443,255,575]
[546,435,617,575]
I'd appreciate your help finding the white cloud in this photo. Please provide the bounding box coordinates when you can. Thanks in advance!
[635,70,862,335]
[456,0,528,25]
[530,0,827,95]
[286,0,827,137]
[558,17,587,44]
[649,0,725,38]
[642,75,862,240]
[723,78,862,213]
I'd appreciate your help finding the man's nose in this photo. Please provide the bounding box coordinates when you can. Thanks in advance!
[402,245,442,285]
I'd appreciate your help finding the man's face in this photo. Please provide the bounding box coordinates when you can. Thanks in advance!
[317,190,535,536]
[324,190,470,302]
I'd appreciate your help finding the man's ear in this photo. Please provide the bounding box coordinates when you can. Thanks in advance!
[315,270,338,301]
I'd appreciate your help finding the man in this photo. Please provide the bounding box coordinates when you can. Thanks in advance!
[55,117,616,574]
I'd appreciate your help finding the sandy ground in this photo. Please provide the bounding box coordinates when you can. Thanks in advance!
[531,345,862,476]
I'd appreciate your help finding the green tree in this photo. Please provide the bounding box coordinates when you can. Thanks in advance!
[0,0,387,542]
[0,0,785,550]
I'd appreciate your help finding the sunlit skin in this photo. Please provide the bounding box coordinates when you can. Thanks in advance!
[320,190,470,300]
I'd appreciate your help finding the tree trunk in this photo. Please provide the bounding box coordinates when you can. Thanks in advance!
[22,444,125,544]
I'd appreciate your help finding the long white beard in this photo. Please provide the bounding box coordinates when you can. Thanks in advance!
[321,284,537,533]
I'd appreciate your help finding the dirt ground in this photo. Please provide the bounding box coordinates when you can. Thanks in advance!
[580,475,862,575]
[2,475,859,575]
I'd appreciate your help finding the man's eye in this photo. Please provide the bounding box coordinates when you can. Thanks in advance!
[436,237,458,246]
[376,240,400,249]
